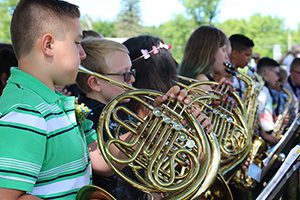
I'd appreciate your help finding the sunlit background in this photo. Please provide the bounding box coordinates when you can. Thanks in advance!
[1,0,300,62]
[71,0,300,29]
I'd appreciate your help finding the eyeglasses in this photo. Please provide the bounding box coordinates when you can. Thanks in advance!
[291,69,300,75]
[104,69,136,82]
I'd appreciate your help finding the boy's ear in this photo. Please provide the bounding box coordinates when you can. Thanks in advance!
[87,76,102,92]
[41,34,55,56]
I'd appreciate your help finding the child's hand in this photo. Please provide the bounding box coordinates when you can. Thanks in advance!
[260,131,279,145]
[155,85,192,105]
[242,155,251,171]
[192,109,213,134]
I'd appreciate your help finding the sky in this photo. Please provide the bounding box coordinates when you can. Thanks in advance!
[69,0,300,29]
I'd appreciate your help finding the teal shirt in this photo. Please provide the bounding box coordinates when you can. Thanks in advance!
[0,68,97,199]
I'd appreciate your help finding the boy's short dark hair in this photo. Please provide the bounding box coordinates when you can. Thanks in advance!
[11,0,80,59]
[256,57,280,75]
[229,34,254,52]
[290,57,300,70]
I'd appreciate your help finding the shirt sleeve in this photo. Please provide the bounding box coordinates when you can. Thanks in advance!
[257,87,275,132]
[81,118,97,144]
[0,106,47,192]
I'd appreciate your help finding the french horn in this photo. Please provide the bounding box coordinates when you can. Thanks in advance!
[76,66,220,200]
[177,76,250,179]
[176,75,251,200]
[224,62,263,136]
[76,185,115,200]
[224,62,264,189]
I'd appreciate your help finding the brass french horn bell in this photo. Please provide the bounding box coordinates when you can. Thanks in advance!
[76,185,115,200]
[77,66,220,200]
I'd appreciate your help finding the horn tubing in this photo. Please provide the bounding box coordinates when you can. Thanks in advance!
[78,65,134,91]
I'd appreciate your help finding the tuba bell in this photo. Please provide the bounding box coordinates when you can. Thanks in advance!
[76,66,220,200]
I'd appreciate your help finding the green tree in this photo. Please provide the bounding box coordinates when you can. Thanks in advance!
[92,20,116,37]
[115,0,142,37]
[0,0,18,43]
[158,14,196,62]
[219,14,287,57]
[180,0,221,26]
[80,15,116,37]
[289,23,300,48]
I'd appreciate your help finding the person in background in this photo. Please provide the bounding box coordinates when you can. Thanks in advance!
[285,57,300,115]
[179,25,230,83]
[229,34,254,69]
[282,58,300,200]
[228,34,255,97]
[249,52,260,71]
[0,47,17,95]
[280,44,300,74]
[271,67,289,115]
[256,57,282,145]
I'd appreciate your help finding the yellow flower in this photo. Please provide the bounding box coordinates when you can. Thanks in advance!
[75,98,91,125]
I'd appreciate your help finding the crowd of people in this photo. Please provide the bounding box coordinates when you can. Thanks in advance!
[0,0,299,200]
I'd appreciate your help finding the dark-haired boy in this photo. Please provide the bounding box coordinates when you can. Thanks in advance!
[256,57,281,144]
[229,34,255,98]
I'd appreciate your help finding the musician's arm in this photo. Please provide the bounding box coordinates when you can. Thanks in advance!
[0,188,41,200]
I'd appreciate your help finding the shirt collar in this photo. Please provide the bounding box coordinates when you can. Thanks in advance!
[8,67,63,104]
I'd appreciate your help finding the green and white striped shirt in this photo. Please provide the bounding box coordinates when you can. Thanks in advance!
[0,68,97,199]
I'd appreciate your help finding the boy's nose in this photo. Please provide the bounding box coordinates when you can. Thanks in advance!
[79,45,86,60]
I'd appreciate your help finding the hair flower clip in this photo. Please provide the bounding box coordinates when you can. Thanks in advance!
[159,42,170,50]
[132,41,172,63]
[141,49,151,59]
[152,46,159,54]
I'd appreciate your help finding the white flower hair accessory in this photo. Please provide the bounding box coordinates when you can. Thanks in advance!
[132,42,171,63]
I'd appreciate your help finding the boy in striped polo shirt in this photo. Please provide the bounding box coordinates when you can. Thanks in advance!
[0,0,128,199]
[0,0,97,199]
[0,1,201,199]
